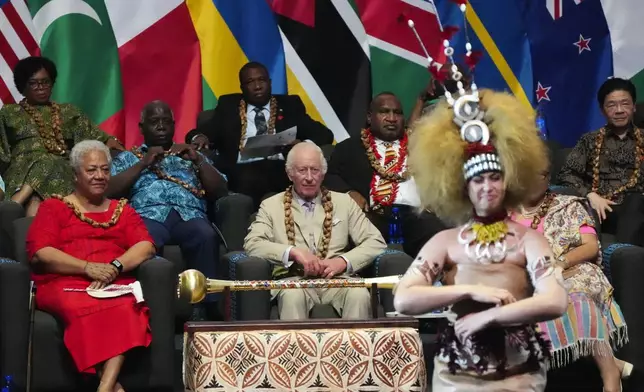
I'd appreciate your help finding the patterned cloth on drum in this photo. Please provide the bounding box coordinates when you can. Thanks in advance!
[184,321,427,392]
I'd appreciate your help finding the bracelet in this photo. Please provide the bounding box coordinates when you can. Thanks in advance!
[556,255,569,269]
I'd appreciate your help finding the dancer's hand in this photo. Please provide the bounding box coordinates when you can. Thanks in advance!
[468,285,516,306]
[454,310,495,343]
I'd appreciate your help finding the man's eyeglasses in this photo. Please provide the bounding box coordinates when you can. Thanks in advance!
[27,79,52,90]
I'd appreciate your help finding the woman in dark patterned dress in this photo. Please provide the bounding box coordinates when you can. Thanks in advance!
[0,56,123,216]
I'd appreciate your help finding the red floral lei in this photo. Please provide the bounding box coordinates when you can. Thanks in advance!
[361,129,409,208]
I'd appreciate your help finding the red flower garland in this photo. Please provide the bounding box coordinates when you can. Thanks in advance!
[363,129,409,208]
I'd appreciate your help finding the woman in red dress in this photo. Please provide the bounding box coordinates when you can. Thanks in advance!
[26,140,156,392]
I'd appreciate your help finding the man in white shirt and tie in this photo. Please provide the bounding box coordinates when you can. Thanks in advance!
[325,92,446,257]
[188,62,334,209]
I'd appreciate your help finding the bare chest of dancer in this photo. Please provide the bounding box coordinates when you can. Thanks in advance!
[442,221,532,318]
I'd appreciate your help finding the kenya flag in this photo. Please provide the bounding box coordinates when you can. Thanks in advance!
[352,0,446,115]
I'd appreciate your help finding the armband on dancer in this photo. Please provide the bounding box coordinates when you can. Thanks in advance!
[406,256,443,282]
[527,255,566,288]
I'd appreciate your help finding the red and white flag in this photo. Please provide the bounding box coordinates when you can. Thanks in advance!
[0,0,39,107]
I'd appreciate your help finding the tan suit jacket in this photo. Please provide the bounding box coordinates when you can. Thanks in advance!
[244,190,386,273]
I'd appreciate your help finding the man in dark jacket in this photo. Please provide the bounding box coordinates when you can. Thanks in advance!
[187,62,333,208]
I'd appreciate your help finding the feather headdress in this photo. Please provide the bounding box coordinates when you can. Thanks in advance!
[405,1,548,225]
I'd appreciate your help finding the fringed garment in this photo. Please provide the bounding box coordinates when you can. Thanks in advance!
[515,194,628,369]
[432,324,550,391]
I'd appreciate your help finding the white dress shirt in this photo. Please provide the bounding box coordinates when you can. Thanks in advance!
[238,102,284,164]
[369,138,421,208]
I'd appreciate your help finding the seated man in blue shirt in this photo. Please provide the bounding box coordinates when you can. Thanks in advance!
[108,100,228,319]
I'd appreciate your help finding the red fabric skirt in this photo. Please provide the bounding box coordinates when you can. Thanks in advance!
[35,275,152,373]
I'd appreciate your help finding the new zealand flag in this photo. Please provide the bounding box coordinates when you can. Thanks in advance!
[524,0,613,147]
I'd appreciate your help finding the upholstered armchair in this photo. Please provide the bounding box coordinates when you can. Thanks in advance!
[220,248,413,321]
[3,217,176,392]
[0,201,25,258]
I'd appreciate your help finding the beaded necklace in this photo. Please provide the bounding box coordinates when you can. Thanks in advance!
[52,194,127,228]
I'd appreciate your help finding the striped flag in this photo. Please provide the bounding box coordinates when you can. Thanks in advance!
[271,0,371,140]
[0,0,39,107]
[354,0,446,116]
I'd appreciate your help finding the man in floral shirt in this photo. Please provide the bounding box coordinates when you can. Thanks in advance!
[109,100,228,319]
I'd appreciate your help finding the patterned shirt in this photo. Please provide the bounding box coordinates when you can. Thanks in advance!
[558,128,644,203]
[111,145,226,223]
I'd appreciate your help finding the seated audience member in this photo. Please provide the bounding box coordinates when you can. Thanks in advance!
[514,158,631,392]
[187,61,334,208]
[26,140,155,392]
[244,142,386,320]
[0,56,123,216]
[325,92,445,257]
[559,78,644,246]
[108,100,228,320]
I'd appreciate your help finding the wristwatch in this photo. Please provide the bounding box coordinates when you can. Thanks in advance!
[110,259,124,272]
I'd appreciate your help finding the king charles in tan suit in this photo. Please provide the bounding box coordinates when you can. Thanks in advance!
[244,142,387,320]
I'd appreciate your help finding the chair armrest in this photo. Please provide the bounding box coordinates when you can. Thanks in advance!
[215,193,254,252]
[601,243,633,283]
[0,261,30,387]
[224,251,272,320]
[12,217,33,265]
[0,201,25,259]
[374,249,413,277]
[373,249,413,313]
[610,245,644,373]
[134,257,175,389]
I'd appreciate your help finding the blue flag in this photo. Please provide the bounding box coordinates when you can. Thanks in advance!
[523,0,613,147]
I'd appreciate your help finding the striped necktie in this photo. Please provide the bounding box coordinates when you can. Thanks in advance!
[374,143,397,203]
